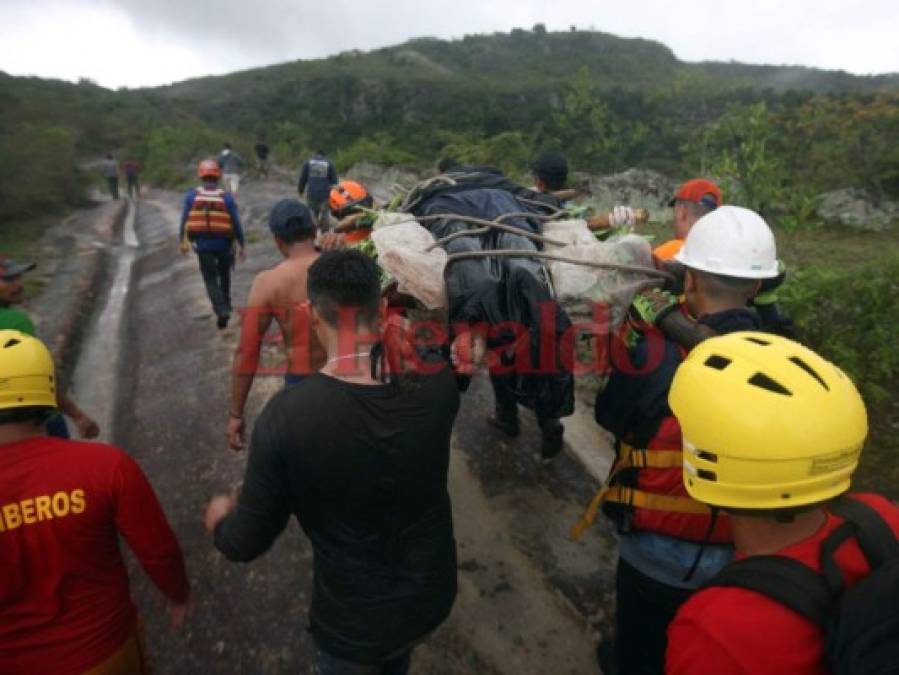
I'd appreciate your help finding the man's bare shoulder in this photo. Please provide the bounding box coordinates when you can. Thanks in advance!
[266,254,319,303]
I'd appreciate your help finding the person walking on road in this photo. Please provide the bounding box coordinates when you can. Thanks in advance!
[0,330,191,675]
[254,137,270,178]
[0,255,99,439]
[298,150,338,231]
[179,159,246,329]
[217,142,243,194]
[666,332,899,675]
[227,199,326,450]
[101,153,119,200]
[122,158,141,198]
[576,206,782,675]
[207,250,460,675]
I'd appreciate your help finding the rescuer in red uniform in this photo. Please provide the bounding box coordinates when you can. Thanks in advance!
[0,330,191,675]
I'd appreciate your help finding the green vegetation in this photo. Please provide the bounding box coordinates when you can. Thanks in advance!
[2,28,898,232]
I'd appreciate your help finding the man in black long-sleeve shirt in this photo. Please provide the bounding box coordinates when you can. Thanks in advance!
[205,250,459,675]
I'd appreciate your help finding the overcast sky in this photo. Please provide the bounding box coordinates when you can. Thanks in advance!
[1,0,897,89]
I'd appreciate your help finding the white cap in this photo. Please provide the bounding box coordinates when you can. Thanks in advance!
[675,205,779,279]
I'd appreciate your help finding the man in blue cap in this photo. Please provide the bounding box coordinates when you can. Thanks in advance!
[226,199,327,450]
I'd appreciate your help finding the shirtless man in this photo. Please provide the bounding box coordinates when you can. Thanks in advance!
[226,199,326,450]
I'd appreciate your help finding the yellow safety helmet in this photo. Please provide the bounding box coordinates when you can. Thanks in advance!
[0,330,57,410]
[669,332,867,510]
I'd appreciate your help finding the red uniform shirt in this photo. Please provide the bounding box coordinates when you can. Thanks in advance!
[666,493,899,675]
[0,436,190,675]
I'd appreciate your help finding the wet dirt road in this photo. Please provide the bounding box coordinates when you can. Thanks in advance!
[68,180,618,674]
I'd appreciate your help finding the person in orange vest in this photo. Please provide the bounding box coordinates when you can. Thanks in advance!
[666,333,899,675]
[575,206,780,675]
[329,180,375,245]
[0,330,191,675]
[654,179,722,262]
[179,159,246,329]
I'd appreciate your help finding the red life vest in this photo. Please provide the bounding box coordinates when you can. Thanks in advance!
[610,414,732,543]
[572,326,731,544]
[185,188,234,240]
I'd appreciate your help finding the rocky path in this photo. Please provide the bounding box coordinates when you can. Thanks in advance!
[57,179,619,674]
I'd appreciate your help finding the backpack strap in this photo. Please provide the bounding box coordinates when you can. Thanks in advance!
[706,555,832,627]
[827,496,899,568]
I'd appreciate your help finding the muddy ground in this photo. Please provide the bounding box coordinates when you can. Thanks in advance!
[45,177,620,674]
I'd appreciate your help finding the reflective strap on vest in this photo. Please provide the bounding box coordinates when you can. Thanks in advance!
[569,442,705,540]
[615,442,684,471]
[570,484,712,540]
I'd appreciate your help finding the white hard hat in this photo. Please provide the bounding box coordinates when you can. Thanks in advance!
[674,205,779,279]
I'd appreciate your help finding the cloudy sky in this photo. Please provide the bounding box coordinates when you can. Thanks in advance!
[1,0,897,89]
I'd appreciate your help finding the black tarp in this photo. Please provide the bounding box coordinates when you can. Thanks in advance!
[409,174,574,419]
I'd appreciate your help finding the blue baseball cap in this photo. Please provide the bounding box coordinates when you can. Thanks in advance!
[269,199,315,238]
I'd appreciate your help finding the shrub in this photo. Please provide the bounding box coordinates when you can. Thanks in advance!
[779,253,899,405]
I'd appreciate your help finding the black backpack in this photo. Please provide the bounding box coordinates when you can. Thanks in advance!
[706,496,899,675]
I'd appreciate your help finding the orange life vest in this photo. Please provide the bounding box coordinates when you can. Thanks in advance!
[653,238,684,261]
[185,188,234,240]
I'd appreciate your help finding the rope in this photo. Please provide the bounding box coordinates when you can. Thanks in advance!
[445,249,674,281]
[425,227,491,252]
[412,214,567,247]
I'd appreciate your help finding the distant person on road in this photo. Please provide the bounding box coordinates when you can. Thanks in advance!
[101,153,119,200]
[122,158,141,198]
[254,137,270,178]
[0,255,99,439]
[0,330,191,675]
[217,141,243,194]
[179,159,246,329]
[207,250,460,675]
[298,150,338,231]
[226,199,326,450]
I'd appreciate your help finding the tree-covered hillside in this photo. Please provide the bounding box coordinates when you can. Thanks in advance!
[1,27,897,225]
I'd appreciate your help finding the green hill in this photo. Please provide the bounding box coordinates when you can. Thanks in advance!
[1,27,897,225]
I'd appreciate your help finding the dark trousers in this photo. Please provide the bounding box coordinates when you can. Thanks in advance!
[107,177,119,200]
[197,250,233,318]
[615,558,692,675]
[315,648,411,675]
[489,372,558,431]
[126,174,139,197]
[308,197,331,230]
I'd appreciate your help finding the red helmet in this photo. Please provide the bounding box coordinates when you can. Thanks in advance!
[197,159,221,179]
[329,180,373,218]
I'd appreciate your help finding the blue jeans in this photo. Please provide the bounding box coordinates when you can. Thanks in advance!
[315,649,411,675]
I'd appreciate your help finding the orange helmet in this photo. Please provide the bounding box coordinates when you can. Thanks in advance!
[197,159,221,179]
[330,180,373,218]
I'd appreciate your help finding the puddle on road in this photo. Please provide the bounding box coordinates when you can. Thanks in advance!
[69,197,139,442]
